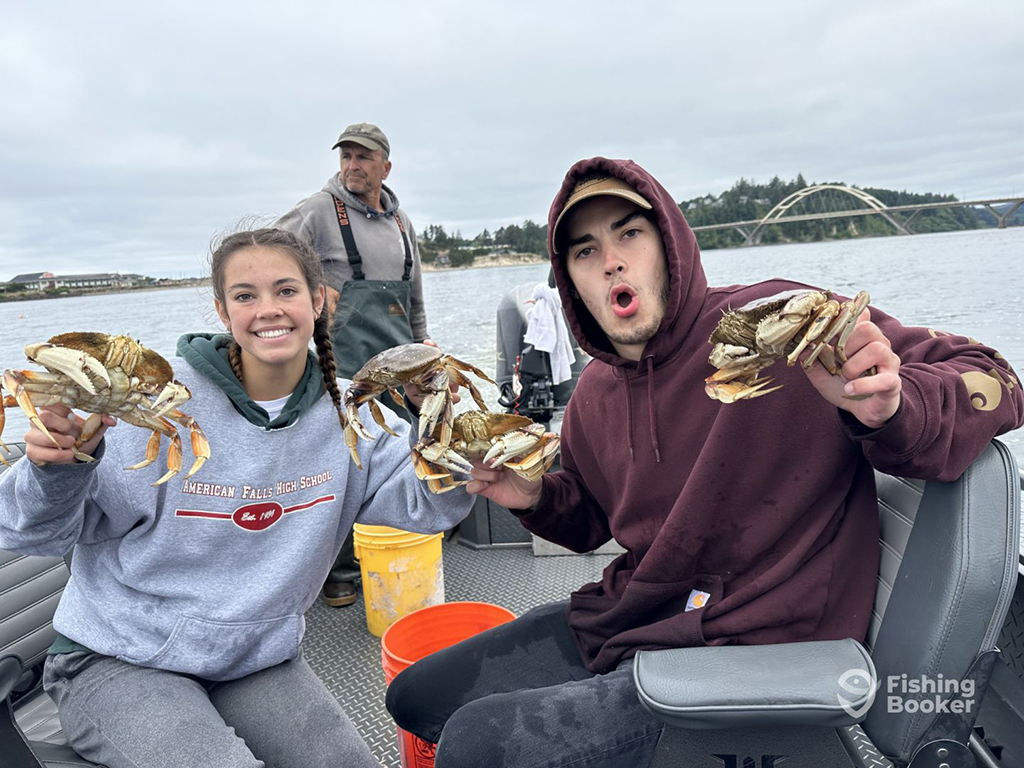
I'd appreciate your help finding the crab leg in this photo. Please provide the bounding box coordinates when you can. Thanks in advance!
[833,291,871,364]
[155,430,185,486]
[3,371,62,449]
[345,423,363,470]
[0,393,11,466]
[703,364,783,402]
[387,387,407,410]
[445,358,495,388]
[786,300,840,367]
[163,410,211,480]
[365,398,399,438]
[125,429,161,471]
[120,408,210,485]
[449,368,489,411]
[344,394,376,442]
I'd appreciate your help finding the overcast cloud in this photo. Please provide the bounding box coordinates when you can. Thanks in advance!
[2,0,1021,279]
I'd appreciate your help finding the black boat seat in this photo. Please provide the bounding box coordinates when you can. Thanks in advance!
[0,443,105,767]
[635,439,1021,768]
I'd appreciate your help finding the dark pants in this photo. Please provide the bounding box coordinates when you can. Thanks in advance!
[385,601,664,768]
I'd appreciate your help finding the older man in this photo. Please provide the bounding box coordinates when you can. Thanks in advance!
[275,123,433,607]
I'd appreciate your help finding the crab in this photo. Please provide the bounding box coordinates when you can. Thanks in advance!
[342,343,495,468]
[411,411,560,494]
[0,332,210,485]
[705,289,872,403]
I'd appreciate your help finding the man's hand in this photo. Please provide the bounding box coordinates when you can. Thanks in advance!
[466,463,544,511]
[24,405,116,466]
[800,307,902,429]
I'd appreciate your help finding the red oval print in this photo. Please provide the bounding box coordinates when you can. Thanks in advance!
[232,502,284,531]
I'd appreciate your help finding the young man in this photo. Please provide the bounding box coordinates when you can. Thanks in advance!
[275,123,433,607]
[385,157,1024,767]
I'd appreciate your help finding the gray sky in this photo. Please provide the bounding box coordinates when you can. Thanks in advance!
[2,0,1022,279]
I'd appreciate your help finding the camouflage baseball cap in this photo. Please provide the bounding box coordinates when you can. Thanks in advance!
[332,122,390,156]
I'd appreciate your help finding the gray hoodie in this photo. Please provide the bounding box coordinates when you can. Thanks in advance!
[274,176,429,341]
[0,354,472,681]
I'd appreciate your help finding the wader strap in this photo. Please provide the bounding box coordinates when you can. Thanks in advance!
[394,212,413,281]
[331,196,364,280]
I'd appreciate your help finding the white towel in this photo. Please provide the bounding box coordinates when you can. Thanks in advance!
[524,283,575,385]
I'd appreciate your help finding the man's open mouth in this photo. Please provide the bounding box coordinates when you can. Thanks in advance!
[610,285,639,318]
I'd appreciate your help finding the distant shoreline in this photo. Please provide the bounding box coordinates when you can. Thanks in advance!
[421,253,548,272]
[0,282,209,304]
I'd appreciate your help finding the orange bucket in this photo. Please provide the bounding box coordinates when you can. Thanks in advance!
[381,601,516,768]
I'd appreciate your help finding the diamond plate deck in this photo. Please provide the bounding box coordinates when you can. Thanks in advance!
[303,541,615,767]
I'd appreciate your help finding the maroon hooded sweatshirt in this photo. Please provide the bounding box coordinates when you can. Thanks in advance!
[515,157,1024,674]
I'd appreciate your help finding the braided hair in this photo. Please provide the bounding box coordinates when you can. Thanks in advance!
[210,228,346,430]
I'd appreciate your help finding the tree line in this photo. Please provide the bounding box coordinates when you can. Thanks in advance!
[419,221,547,266]
[418,175,1019,265]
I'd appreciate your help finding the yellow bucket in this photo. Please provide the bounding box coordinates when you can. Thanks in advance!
[352,523,445,637]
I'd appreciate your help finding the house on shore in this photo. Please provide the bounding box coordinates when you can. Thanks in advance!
[4,272,144,291]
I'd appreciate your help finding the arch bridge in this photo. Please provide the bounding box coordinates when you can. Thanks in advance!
[690,185,1024,246]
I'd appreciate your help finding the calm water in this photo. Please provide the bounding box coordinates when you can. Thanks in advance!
[2,227,1023,470]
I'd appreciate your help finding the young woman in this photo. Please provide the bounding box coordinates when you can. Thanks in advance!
[0,228,474,768]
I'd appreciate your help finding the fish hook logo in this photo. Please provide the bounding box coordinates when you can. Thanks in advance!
[837,668,880,719]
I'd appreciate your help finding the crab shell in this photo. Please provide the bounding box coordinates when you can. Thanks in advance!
[350,343,445,387]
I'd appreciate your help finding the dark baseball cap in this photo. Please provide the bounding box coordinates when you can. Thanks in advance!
[332,122,390,156]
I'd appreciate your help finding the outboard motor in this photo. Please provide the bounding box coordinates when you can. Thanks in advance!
[495,274,586,427]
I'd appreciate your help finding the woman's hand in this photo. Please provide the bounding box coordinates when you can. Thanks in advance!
[24,405,115,466]
[801,307,902,429]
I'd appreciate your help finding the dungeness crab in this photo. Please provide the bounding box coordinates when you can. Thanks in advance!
[0,332,210,485]
[412,411,560,494]
[343,343,495,468]
[705,290,872,403]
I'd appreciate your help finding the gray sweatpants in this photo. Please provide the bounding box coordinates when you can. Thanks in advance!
[44,649,380,768]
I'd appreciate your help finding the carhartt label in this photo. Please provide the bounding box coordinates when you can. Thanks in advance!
[685,589,710,612]
[389,303,407,316]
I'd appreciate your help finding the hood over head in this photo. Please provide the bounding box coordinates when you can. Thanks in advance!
[547,157,707,369]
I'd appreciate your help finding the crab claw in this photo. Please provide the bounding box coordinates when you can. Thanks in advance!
[483,423,546,467]
[23,343,111,395]
[152,381,191,417]
[415,439,474,475]
[502,434,561,482]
